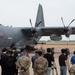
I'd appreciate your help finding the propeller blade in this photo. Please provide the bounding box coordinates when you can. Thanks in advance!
[35,21,42,27]
[61,17,65,27]
[29,19,33,28]
[67,19,75,27]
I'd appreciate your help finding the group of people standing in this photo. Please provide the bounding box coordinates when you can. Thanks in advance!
[0,49,18,75]
[0,48,75,75]
[0,48,30,75]
[31,48,56,75]
[32,48,75,75]
[58,49,75,75]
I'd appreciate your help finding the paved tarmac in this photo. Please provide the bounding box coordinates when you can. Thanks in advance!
[0,53,73,75]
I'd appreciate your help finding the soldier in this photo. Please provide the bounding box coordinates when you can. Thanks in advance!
[70,65,75,75]
[16,50,31,75]
[34,50,48,75]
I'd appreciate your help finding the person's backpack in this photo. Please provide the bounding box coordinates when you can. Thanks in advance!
[6,56,15,68]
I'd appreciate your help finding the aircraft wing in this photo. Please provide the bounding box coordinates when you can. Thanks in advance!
[71,27,75,34]
[21,27,33,36]
[21,27,62,36]
[41,27,64,36]
[41,27,75,36]
[22,27,75,36]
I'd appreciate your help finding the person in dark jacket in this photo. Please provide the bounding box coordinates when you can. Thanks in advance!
[44,48,56,75]
[59,49,67,75]
[31,50,39,75]
[1,49,7,75]
[5,50,16,75]
[13,50,18,75]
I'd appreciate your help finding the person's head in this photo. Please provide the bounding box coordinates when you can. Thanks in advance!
[22,50,27,55]
[6,50,13,56]
[47,48,51,53]
[73,51,75,55]
[21,48,24,53]
[35,50,38,54]
[16,48,21,53]
[38,51,43,56]
[2,48,7,54]
[61,49,65,54]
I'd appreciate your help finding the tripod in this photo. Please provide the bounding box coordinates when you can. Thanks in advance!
[51,65,58,75]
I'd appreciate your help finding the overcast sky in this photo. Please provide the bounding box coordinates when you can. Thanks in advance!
[0,0,75,41]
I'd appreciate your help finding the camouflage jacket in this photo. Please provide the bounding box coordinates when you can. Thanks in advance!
[16,56,31,75]
[34,56,48,74]
[70,64,75,75]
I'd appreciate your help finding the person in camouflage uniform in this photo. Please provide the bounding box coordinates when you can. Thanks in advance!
[34,50,48,75]
[70,65,75,75]
[16,50,31,75]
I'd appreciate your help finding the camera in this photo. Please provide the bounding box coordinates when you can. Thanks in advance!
[65,48,70,56]
[47,47,55,56]
[50,47,55,54]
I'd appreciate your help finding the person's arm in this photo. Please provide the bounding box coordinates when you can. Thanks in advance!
[34,60,37,72]
[65,59,67,66]
[16,58,21,68]
[44,59,48,72]
[65,56,68,67]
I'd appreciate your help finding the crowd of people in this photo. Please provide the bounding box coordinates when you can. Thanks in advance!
[0,48,75,75]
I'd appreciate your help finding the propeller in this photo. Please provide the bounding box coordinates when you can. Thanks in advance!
[61,17,66,27]
[35,21,42,27]
[61,17,75,28]
[67,19,75,27]
[29,19,34,30]
[29,19,42,37]
[61,17,75,37]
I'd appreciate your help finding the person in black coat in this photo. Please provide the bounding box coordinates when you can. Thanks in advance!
[1,48,7,75]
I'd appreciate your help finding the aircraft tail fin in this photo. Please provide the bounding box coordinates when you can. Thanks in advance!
[35,4,45,27]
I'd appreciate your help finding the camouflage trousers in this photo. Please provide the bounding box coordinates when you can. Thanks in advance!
[36,73,46,75]
[19,70,29,75]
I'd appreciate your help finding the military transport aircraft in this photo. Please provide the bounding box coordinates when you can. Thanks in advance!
[0,4,75,49]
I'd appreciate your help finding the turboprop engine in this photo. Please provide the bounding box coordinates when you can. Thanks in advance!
[50,34,62,41]
[61,17,75,37]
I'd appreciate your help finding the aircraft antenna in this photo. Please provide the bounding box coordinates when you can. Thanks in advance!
[61,17,65,27]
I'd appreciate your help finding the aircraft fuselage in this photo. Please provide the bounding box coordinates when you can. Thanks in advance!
[0,25,25,48]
